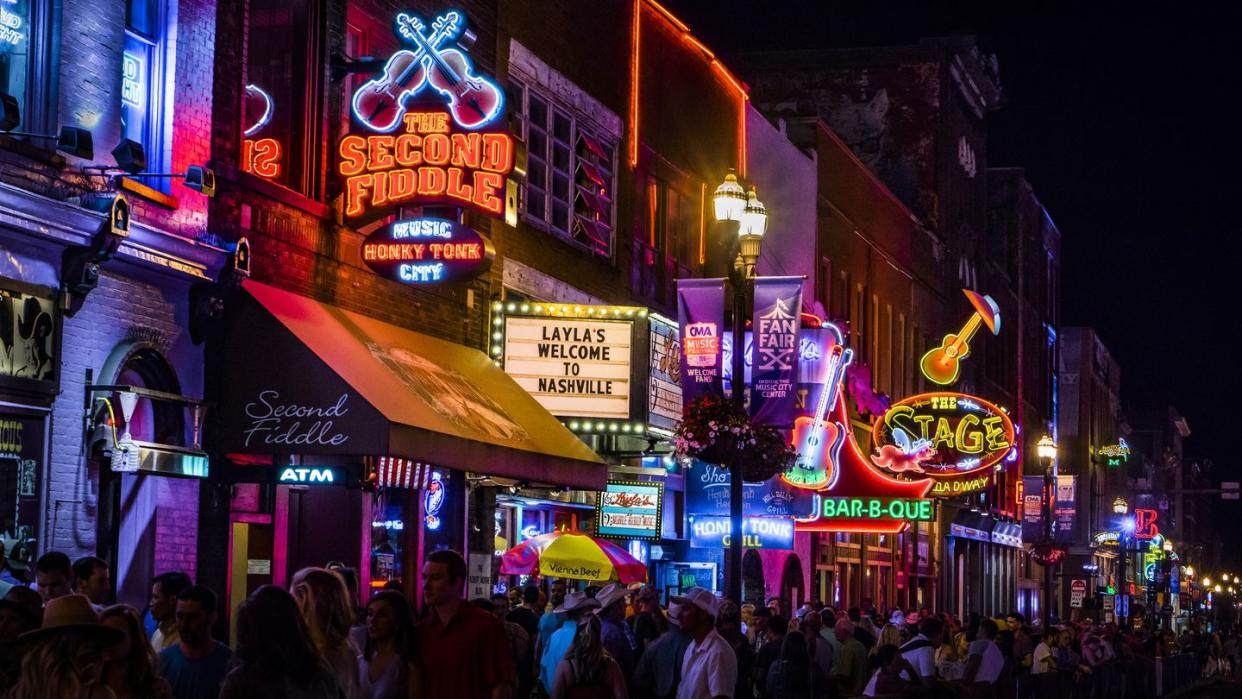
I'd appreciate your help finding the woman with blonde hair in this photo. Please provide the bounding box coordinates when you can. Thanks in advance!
[550,614,627,699]
[7,594,123,699]
[291,566,361,698]
[99,605,173,699]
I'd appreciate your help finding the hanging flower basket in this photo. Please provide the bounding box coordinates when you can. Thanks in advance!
[673,396,797,482]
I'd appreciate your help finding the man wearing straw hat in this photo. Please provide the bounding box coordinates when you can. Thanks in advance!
[595,583,638,681]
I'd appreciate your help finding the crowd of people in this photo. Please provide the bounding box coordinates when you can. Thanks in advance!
[0,545,1236,698]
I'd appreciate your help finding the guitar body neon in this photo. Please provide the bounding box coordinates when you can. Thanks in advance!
[920,334,970,386]
[783,346,853,490]
[351,13,460,133]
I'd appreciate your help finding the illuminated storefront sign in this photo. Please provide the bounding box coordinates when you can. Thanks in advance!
[0,5,23,48]
[1098,438,1130,466]
[276,466,341,484]
[595,481,662,540]
[786,321,934,534]
[1092,531,1121,547]
[818,497,933,521]
[870,391,1014,496]
[360,217,493,284]
[1134,508,1159,540]
[121,51,143,108]
[423,470,445,531]
[920,289,1000,386]
[501,313,635,419]
[243,85,281,180]
[689,515,794,550]
[339,11,512,220]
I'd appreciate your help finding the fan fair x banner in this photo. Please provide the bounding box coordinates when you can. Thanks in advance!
[750,277,802,427]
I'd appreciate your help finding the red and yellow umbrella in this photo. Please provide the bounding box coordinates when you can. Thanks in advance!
[499,531,647,584]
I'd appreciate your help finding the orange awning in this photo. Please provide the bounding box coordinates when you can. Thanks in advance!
[218,280,606,490]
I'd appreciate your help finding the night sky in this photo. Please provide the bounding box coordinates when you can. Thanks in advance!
[665,1,1242,484]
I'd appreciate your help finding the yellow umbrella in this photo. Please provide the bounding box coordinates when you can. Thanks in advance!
[499,531,647,583]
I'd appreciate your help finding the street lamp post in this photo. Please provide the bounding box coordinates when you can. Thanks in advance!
[1037,434,1058,631]
[1114,497,1130,627]
[714,171,767,606]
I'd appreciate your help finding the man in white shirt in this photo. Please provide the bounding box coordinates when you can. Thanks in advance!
[898,616,944,684]
[674,587,737,699]
[964,619,1005,684]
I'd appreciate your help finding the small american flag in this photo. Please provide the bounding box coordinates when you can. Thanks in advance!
[375,457,433,489]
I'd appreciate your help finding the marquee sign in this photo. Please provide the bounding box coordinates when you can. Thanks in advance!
[502,314,634,419]
[360,217,493,284]
[870,392,1014,496]
[595,481,663,540]
[339,10,513,220]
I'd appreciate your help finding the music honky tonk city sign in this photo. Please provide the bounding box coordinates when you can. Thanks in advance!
[339,10,514,221]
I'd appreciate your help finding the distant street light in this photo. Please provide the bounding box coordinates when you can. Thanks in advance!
[1038,434,1057,630]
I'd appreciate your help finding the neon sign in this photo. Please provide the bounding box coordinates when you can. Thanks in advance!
[0,6,24,47]
[277,466,338,484]
[242,85,282,180]
[1098,438,1130,466]
[818,497,933,521]
[689,515,794,550]
[870,391,1014,496]
[920,289,1001,386]
[121,52,144,108]
[424,470,445,531]
[788,321,933,534]
[360,217,493,285]
[1134,508,1159,540]
[340,10,512,220]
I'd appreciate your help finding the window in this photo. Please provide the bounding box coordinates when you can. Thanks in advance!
[246,0,319,194]
[817,257,832,314]
[123,0,167,188]
[509,77,617,258]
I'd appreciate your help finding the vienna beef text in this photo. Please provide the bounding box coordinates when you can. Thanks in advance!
[339,111,514,217]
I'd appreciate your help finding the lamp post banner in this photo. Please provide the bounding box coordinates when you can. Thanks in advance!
[749,276,802,427]
[677,279,726,405]
[1021,475,1045,542]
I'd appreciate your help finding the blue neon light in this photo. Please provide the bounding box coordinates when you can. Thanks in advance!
[244,84,274,137]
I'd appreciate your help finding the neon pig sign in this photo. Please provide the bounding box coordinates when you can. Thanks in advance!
[360,217,494,285]
[339,10,512,220]
[870,392,1014,496]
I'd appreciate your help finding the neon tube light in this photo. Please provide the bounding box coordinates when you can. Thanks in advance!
[244,84,274,137]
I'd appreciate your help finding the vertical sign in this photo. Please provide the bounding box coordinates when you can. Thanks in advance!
[750,277,802,427]
[676,279,725,405]
[1021,475,1045,542]
[1054,475,1077,543]
[1070,579,1087,608]
[648,316,682,431]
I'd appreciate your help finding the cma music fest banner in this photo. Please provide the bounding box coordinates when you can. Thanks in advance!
[676,279,725,405]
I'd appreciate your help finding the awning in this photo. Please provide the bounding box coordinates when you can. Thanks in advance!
[217,281,607,490]
[948,510,993,543]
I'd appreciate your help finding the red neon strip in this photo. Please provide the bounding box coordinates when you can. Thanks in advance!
[647,179,658,247]
[698,182,706,265]
[737,94,747,178]
[646,0,689,31]
[629,0,641,167]
[795,520,911,535]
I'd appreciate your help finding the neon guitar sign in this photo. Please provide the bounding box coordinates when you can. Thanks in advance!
[351,11,504,132]
[920,289,1001,386]
[339,10,513,220]
[783,344,853,490]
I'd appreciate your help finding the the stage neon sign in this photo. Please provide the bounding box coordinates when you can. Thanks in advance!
[339,10,512,220]
[871,391,1014,496]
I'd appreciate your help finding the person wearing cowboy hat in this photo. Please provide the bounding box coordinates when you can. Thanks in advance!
[629,584,667,655]
[7,594,123,699]
[594,583,638,683]
[670,587,735,699]
[633,602,692,699]
[0,586,42,689]
[539,590,599,694]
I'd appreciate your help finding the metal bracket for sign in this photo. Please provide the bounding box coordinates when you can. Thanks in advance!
[85,381,209,455]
